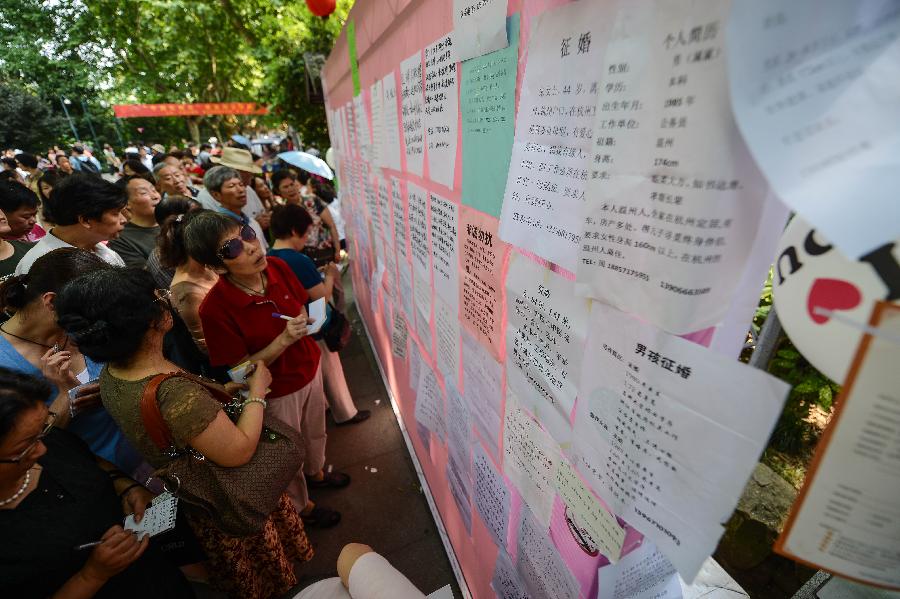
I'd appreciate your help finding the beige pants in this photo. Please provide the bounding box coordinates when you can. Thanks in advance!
[316,339,358,423]
[266,362,327,512]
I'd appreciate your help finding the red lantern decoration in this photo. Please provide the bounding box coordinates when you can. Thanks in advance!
[306,0,336,17]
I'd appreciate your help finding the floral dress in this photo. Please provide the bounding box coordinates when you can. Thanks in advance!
[99,369,313,599]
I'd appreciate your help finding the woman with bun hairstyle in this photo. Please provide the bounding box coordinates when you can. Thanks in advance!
[0,248,141,473]
[158,208,218,355]
[55,267,312,599]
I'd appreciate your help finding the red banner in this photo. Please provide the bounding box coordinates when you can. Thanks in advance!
[113,102,268,118]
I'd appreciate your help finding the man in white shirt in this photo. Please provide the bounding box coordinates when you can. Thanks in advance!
[196,147,269,248]
[16,174,127,274]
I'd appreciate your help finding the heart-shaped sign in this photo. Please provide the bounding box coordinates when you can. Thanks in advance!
[806,278,862,324]
[773,217,897,383]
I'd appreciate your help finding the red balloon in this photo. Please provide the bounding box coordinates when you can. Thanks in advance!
[306,0,336,17]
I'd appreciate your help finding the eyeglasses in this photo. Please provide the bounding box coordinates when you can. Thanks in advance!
[216,225,257,261]
[0,411,56,464]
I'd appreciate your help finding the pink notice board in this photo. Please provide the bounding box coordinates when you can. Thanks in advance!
[325,1,600,597]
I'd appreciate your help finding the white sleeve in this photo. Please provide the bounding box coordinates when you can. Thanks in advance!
[348,552,425,599]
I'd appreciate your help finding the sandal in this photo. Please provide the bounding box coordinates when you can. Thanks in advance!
[306,471,351,488]
[300,505,341,528]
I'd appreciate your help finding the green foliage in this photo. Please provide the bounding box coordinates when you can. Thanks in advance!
[0,0,353,150]
[0,84,67,150]
[752,272,840,455]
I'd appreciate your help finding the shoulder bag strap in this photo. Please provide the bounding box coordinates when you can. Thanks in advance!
[140,373,180,450]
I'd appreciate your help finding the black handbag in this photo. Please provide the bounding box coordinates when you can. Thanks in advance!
[319,302,352,352]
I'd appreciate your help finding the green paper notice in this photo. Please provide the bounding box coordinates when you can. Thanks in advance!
[461,13,520,217]
[348,20,361,96]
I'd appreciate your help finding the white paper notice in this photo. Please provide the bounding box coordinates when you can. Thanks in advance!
[462,329,503,455]
[574,302,789,580]
[424,34,459,189]
[491,549,529,599]
[576,0,777,335]
[453,0,509,62]
[474,441,511,548]
[408,183,431,276]
[415,362,446,441]
[516,506,581,599]
[777,303,900,589]
[498,1,615,273]
[391,311,409,359]
[353,94,372,163]
[381,71,403,171]
[370,79,385,169]
[556,459,626,563]
[727,0,900,259]
[377,178,397,295]
[505,253,589,442]
[429,192,460,306]
[401,50,426,177]
[597,542,682,599]
[503,395,561,527]
[435,296,461,382]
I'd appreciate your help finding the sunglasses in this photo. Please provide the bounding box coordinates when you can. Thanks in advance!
[216,225,257,260]
[0,411,56,464]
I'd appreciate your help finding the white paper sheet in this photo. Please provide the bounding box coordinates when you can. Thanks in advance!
[447,458,473,535]
[474,441,511,548]
[401,50,426,177]
[423,33,459,189]
[365,174,383,261]
[574,302,789,580]
[576,0,779,335]
[727,0,900,259]
[491,548,530,599]
[446,383,472,474]
[306,297,328,335]
[391,310,409,359]
[778,304,900,589]
[516,505,581,599]
[370,78,385,169]
[382,71,403,172]
[462,328,504,456]
[556,459,626,563]
[597,542,682,599]
[435,296,461,383]
[505,253,589,443]
[498,1,616,273]
[415,362,446,441]
[453,0,509,62]
[353,93,372,163]
[503,394,561,527]
[408,183,431,276]
[377,178,397,296]
[429,192,460,306]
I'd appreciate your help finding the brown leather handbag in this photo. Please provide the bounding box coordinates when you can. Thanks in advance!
[140,372,304,537]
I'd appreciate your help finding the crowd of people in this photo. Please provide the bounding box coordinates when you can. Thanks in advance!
[0,140,414,599]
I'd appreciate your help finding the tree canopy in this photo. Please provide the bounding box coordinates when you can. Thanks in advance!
[0,0,352,151]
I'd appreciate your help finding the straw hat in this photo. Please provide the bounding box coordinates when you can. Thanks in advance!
[210,147,262,174]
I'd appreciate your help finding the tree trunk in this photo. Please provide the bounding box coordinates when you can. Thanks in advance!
[186,117,200,144]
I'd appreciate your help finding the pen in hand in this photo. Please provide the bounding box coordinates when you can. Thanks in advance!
[74,540,105,551]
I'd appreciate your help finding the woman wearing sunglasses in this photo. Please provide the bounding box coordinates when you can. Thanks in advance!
[185,211,346,528]
[0,367,193,599]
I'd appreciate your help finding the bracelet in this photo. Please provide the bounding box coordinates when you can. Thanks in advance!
[243,397,267,409]
[117,482,142,498]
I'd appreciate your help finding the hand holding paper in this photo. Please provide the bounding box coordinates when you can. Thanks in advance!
[306,298,327,335]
